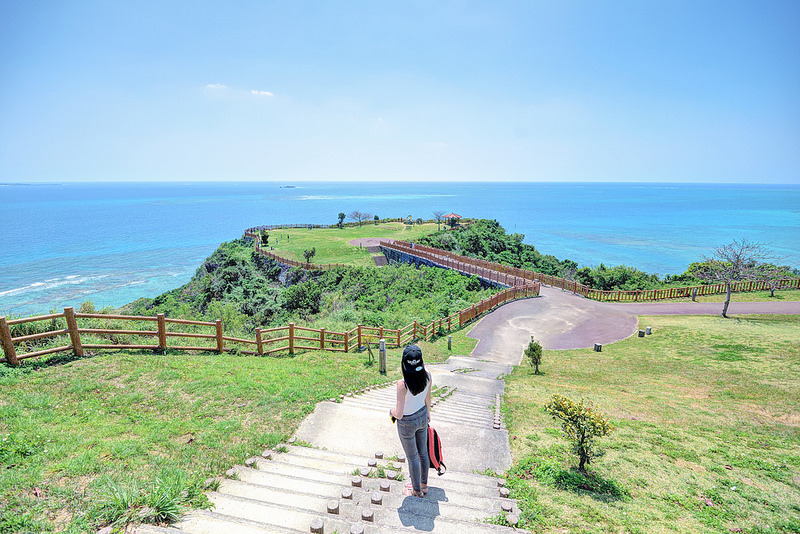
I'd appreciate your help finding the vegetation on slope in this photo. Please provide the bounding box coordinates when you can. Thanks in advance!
[418,219,797,292]
[123,237,495,335]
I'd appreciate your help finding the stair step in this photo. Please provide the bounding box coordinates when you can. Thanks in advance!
[172,508,310,534]
[206,492,354,533]
[270,445,506,496]
[218,469,515,525]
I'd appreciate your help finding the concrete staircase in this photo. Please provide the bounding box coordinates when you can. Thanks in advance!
[132,356,526,534]
[136,444,523,534]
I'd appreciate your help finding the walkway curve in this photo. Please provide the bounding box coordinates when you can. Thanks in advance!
[468,286,800,365]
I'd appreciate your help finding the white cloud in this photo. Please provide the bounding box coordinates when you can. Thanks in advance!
[206,83,228,89]
[251,90,274,97]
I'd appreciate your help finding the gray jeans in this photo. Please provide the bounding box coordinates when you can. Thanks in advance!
[396,405,429,493]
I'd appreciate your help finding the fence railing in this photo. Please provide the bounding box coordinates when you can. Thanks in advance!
[384,240,800,302]
[0,282,539,365]
[585,277,800,302]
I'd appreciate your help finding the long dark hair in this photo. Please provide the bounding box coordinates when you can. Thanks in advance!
[402,345,428,396]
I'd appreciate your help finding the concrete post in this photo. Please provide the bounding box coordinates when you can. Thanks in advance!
[379,338,386,375]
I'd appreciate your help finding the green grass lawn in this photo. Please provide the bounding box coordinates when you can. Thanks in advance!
[502,314,800,533]
[262,221,440,266]
[0,330,467,533]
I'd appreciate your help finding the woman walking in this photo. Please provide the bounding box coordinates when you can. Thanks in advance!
[390,345,432,497]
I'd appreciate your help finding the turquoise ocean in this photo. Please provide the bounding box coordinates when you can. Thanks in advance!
[1,181,798,317]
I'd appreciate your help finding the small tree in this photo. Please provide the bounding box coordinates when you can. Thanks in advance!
[416,217,424,225]
[348,211,371,227]
[544,395,614,473]
[693,239,783,317]
[433,211,446,231]
[524,336,543,374]
[337,212,346,228]
[447,217,459,228]
[374,214,380,225]
[303,247,316,266]
[259,230,269,246]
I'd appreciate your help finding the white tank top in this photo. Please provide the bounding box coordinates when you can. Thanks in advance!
[403,375,430,415]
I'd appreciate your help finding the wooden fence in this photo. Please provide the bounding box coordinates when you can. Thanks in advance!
[585,278,800,302]
[0,280,539,365]
[384,240,800,302]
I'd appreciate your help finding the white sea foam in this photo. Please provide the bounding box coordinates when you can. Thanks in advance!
[0,275,106,298]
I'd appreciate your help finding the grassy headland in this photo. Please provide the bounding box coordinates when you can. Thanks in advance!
[256,220,440,266]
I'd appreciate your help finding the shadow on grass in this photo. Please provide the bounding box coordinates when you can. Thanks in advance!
[0,350,92,378]
[552,468,630,502]
[509,455,630,502]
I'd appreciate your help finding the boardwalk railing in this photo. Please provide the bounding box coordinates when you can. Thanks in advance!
[384,240,800,302]
[585,278,800,302]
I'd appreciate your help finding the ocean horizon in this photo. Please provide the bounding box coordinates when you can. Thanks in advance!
[1,181,798,317]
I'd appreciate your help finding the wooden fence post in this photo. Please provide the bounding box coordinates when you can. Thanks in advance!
[157,313,167,352]
[397,329,401,347]
[64,307,84,357]
[357,324,362,350]
[0,316,18,366]
[289,323,295,354]
[413,321,418,341]
[344,330,349,353]
[320,328,326,350]
[216,320,224,353]
[256,328,263,355]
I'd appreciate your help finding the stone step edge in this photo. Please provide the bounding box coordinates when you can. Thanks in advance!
[176,507,317,534]
[210,489,523,534]
[241,454,504,498]
[247,449,508,495]
[277,445,506,487]
[280,444,508,484]
[219,472,515,519]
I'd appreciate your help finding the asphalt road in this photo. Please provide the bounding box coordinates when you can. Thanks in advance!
[467,286,800,365]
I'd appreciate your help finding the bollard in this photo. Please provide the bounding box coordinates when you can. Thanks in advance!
[638,330,645,337]
[379,338,386,375]
[447,335,452,350]
[594,343,602,352]
[646,326,652,335]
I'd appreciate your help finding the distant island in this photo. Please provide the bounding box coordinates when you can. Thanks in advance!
[280,185,298,188]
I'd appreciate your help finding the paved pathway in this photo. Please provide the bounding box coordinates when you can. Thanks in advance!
[468,286,800,365]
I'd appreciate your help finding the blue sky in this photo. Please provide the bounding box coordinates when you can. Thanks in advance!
[1,1,798,183]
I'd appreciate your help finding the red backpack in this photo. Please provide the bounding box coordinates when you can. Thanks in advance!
[428,426,446,476]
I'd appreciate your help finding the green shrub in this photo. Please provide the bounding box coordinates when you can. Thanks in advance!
[524,337,543,373]
[544,395,614,473]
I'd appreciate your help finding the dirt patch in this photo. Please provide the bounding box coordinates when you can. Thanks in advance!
[745,405,800,427]
[676,458,707,472]
[348,238,387,247]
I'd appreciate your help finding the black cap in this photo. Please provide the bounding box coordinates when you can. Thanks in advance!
[402,345,424,372]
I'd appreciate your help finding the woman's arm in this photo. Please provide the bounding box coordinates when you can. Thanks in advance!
[390,379,406,420]
[425,373,432,422]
